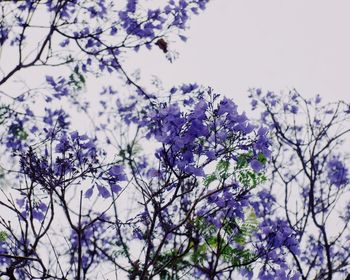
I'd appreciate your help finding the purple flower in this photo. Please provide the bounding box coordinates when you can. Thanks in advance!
[250,159,263,172]
[251,99,258,110]
[185,166,205,176]
[85,186,94,199]
[59,39,70,47]
[38,202,47,212]
[55,135,70,153]
[133,228,143,240]
[111,184,122,193]
[315,94,321,104]
[97,184,111,198]
[16,198,26,208]
[179,35,187,42]
[218,98,238,116]
[290,105,298,114]
[205,150,216,160]
[32,210,45,221]
[109,165,127,181]
[327,157,348,187]
[109,165,123,176]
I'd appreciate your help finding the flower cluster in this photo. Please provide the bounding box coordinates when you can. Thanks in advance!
[327,156,348,188]
[21,131,97,178]
[141,87,271,179]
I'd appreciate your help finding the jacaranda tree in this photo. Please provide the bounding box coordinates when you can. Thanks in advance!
[250,89,350,280]
[0,1,347,280]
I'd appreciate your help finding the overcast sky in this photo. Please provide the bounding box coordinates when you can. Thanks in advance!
[126,0,350,110]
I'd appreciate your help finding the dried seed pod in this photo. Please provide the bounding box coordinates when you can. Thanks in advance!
[155,38,168,53]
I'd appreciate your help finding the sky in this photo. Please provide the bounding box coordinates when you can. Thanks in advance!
[126,0,350,111]
[2,0,349,119]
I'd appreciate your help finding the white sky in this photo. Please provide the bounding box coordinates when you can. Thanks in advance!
[126,0,350,110]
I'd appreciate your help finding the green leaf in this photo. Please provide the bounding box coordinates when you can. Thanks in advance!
[17,129,28,140]
[216,160,230,173]
[257,152,267,164]
[68,68,86,92]
[0,231,7,242]
[204,174,217,187]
